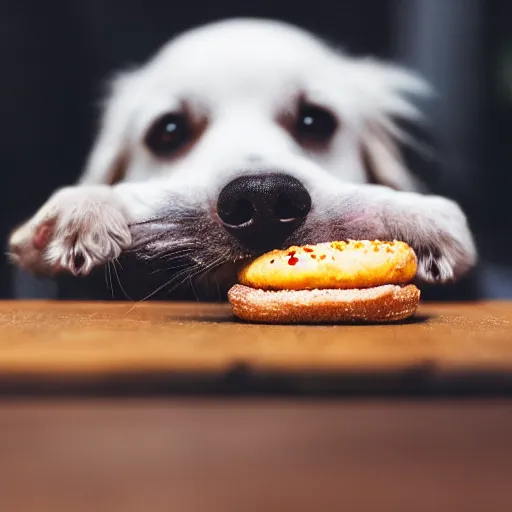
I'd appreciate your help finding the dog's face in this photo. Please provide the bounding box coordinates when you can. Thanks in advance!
[81,19,434,298]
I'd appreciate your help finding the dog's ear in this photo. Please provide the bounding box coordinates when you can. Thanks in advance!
[342,57,433,192]
[79,70,138,185]
[362,121,422,191]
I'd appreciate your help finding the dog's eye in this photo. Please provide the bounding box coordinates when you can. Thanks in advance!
[295,104,338,145]
[145,113,192,157]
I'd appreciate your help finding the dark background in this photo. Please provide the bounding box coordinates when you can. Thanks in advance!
[1,0,511,300]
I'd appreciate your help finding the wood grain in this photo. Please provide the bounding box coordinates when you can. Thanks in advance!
[1,300,512,394]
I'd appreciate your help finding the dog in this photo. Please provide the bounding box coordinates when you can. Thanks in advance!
[8,18,477,300]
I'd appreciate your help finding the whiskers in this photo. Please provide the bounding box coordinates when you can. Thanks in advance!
[120,205,240,306]
[121,247,231,316]
[137,248,230,303]
[104,257,133,300]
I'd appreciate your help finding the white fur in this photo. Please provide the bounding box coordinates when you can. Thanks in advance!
[9,18,477,288]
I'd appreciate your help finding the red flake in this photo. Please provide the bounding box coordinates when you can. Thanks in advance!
[288,256,299,266]
[310,254,316,259]
[303,247,314,253]
[320,254,326,260]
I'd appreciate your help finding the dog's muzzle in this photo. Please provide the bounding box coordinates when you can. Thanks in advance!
[217,173,311,252]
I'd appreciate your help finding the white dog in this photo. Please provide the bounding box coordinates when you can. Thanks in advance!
[9,18,477,298]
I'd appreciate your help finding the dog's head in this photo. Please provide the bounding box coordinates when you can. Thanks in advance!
[81,18,434,298]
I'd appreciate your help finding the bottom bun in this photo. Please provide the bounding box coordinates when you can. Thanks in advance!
[228,284,420,324]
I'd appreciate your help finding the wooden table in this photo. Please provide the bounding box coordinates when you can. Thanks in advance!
[1,301,512,511]
[0,300,512,395]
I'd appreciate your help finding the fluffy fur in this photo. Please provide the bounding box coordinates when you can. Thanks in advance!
[8,18,477,298]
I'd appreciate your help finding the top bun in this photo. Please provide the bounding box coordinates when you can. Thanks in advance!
[238,240,417,290]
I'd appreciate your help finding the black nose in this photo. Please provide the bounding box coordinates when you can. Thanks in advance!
[217,173,312,251]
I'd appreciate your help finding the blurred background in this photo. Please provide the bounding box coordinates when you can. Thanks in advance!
[1,0,511,300]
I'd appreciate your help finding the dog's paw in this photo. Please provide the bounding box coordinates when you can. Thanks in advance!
[9,187,131,276]
[411,197,477,284]
[413,233,476,285]
[415,246,457,283]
